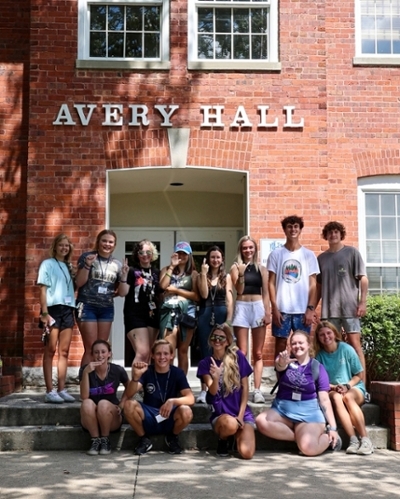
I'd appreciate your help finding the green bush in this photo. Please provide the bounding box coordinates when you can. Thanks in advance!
[362,294,400,383]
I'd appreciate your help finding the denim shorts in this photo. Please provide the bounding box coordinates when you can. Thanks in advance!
[322,317,361,334]
[272,313,311,338]
[76,302,114,323]
[140,403,177,435]
[271,398,326,424]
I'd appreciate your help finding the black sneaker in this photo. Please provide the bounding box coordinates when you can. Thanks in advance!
[99,436,111,455]
[134,436,153,455]
[217,438,229,457]
[87,437,101,456]
[165,434,182,454]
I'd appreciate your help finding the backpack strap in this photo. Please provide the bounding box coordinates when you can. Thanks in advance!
[311,358,321,391]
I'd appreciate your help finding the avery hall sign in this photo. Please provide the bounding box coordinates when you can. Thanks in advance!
[53,104,305,129]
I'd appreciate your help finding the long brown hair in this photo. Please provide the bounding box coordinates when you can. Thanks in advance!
[209,323,240,395]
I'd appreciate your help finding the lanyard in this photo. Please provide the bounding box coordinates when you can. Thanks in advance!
[54,259,72,288]
[154,369,171,404]
[98,256,111,281]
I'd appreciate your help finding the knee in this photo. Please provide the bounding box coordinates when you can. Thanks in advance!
[80,398,96,415]
[253,350,263,362]
[239,447,255,460]
[176,405,193,425]
[124,399,141,419]
[255,412,267,432]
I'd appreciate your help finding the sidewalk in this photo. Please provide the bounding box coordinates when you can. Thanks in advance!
[1,448,399,499]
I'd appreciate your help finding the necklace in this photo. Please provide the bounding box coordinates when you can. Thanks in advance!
[209,285,218,326]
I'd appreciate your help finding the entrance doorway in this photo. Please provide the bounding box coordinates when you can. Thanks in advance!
[110,228,242,368]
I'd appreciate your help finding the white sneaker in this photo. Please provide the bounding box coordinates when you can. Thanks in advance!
[357,437,374,455]
[196,390,207,404]
[253,389,265,404]
[346,438,360,454]
[58,389,76,403]
[44,390,64,404]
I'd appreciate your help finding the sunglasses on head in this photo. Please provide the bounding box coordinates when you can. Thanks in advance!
[210,334,227,342]
[138,250,152,256]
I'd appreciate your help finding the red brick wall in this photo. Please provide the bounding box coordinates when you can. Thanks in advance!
[2,0,399,371]
[0,0,30,371]
[371,382,400,451]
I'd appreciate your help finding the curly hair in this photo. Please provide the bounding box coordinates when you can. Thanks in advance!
[132,239,159,264]
[281,215,304,230]
[321,221,346,241]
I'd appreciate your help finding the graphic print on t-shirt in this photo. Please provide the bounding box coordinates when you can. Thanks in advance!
[281,259,302,284]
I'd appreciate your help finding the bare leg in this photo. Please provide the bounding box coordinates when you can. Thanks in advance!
[124,400,146,436]
[330,391,357,438]
[295,422,330,456]
[346,333,366,383]
[57,327,72,391]
[256,409,295,441]
[43,327,59,392]
[80,399,100,437]
[177,328,194,374]
[164,327,178,364]
[251,326,266,390]
[78,321,99,366]
[342,389,368,438]
[274,337,288,360]
[235,327,249,356]
[97,399,122,436]
[236,423,256,460]
[172,405,193,434]
[127,327,157,364]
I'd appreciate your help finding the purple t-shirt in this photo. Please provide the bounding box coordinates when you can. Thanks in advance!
[276,359,330,401]
[197,349,255,423]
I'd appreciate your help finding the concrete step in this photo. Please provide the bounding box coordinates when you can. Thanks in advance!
[0,423,388,453]
[0,390,382,426]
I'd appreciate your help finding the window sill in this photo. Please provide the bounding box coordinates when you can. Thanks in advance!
[353,56,400,66]
[188,60,282,71]
[75,59,171,70]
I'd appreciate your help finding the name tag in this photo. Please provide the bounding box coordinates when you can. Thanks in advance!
[64,295,72,305]
[98,286,108,294]
[292,392,301,401]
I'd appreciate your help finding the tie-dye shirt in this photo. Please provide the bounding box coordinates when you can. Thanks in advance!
[79,363,128,405]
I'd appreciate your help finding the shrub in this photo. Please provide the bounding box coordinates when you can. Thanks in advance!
[362,294,400,383]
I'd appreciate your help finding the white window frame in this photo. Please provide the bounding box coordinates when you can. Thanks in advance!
[354,0,400,66]
[76,0,170,70]
[188,0,280,70]
[358,176,400,294]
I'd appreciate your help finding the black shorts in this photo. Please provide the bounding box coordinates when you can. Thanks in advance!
[46,305,75,331]
[124,309,159,333]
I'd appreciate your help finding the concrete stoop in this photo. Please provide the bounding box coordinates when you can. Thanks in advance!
[0,390,389,453]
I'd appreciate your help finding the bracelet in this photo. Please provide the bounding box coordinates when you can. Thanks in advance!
[41,312,48,316]
[120,280,127,283]
[165,273,172,278]
[239,274,244,278]
[84,265,91,270]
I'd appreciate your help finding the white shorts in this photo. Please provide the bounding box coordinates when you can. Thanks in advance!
[232,300,265,329]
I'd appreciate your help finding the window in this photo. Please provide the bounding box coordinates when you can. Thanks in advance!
[354,0,400,65]
[77,0,170,69]
[188,0,280,70]
[359,178,400,294]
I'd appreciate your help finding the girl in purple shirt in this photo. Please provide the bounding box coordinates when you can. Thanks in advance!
[197,323,255,459]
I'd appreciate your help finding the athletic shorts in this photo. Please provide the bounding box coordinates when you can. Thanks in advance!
[140,403,177,435]
[272,313,311,338]
[271,398,326,424]
[75,302,114,323]
[46,305,75,331]
[322,317,361,334]
[124,311,159,333]
[232,300,265,328]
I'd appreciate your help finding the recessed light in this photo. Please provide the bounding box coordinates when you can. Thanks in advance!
[170,182,184,186]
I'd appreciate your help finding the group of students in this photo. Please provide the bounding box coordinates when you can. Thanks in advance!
[36,215,373,457]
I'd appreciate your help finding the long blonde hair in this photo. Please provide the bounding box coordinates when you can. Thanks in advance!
[235,235,259,271]
[209,323,240,395]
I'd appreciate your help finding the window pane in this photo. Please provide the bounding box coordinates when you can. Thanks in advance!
[233,9,249,32]
[381,194,396,215]
[366,193,380,215]
[108,6,124,31]
[126,33,142,57]
[252,34,268,58]
[234,34,250,58]
[90,32,106,57]
[144,33,160,57]
[216,34,232,58]
[382,240,398,263]
[198,34,214,58]
[366,240,381,262]
[108,33,124,57]
[198,8,214,32]
[366,267,381,290]
[382,267,398,290]
[126,7,143,31]
[216,8,232,32]
[381,217,396,238]
[360,0,400,55]
[144,7,160,31]
[366,217,380,238]
[90,6,106,30]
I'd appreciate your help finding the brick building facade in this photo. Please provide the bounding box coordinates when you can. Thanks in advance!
[1,0,399,389]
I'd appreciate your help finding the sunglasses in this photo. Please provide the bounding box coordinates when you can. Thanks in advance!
[138,250,152,256]
[210,334,227,342]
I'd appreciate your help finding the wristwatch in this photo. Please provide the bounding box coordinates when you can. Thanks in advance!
[345,383,351,390]
[307,305,315,311]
